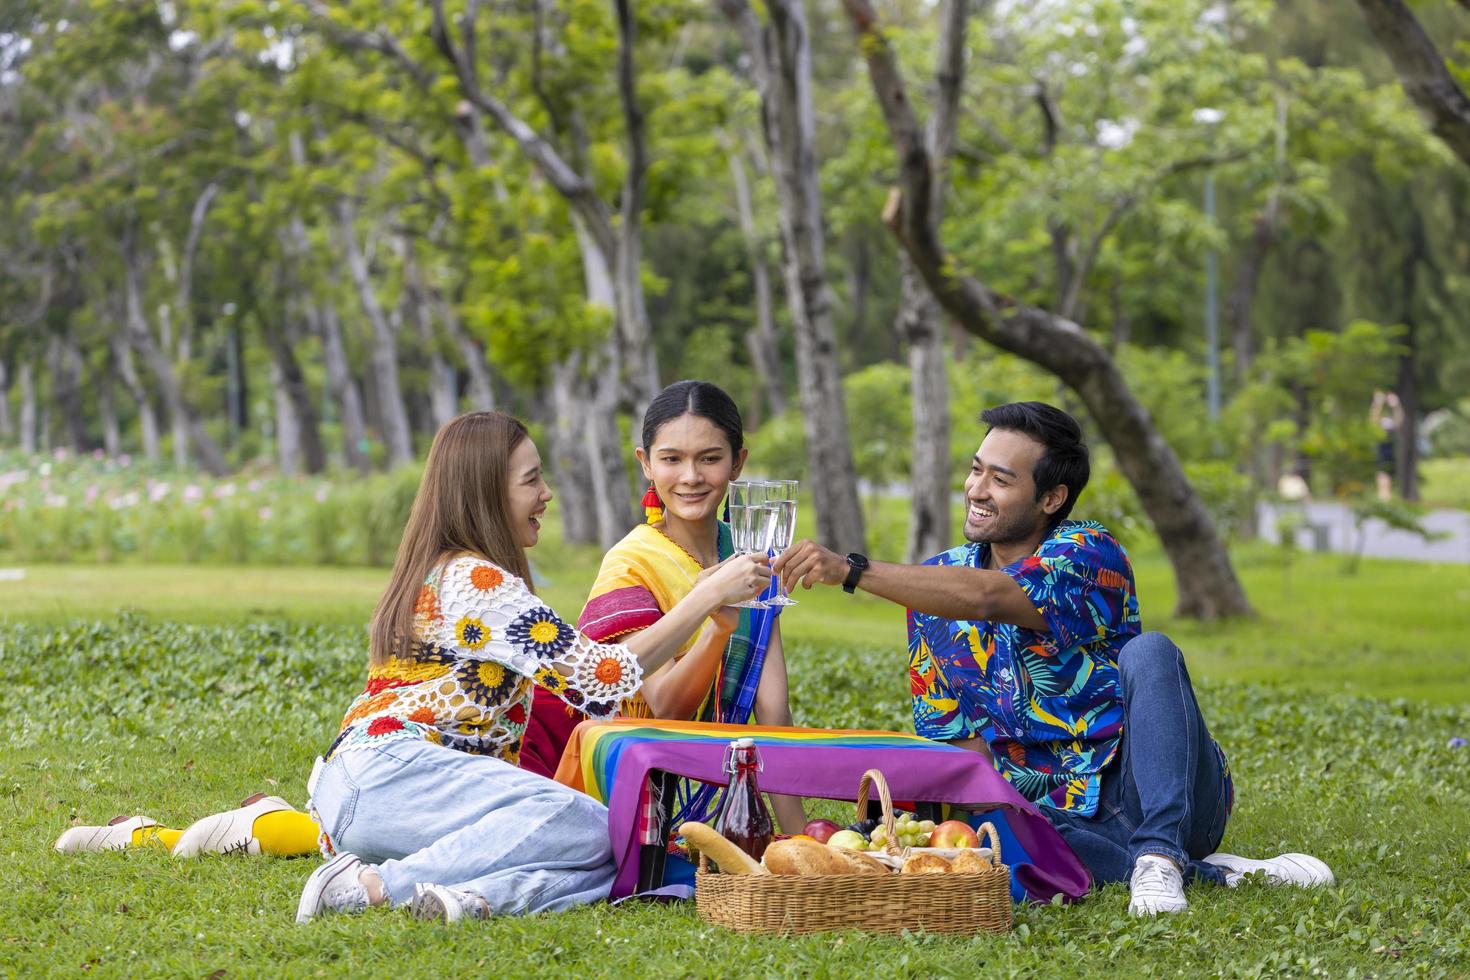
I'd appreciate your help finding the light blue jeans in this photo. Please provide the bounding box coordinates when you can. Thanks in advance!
[309,739,617,914]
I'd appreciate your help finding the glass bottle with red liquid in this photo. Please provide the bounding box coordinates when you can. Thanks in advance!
[714,736,774,862]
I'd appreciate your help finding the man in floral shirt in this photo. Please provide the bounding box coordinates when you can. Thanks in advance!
[776,402,1333,916]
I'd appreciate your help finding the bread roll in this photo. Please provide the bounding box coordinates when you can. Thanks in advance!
[948,848,995,874]
[900,852,952,875]
[762,838,853,875]
[679,821,769,876]
[833,847,893,875]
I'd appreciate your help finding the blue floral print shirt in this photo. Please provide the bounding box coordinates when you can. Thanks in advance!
[907,521,1140,816]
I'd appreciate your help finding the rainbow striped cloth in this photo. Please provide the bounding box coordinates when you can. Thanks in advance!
[554,718,1091,903]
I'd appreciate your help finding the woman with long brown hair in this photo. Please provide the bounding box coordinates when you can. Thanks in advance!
[295,411,770,924]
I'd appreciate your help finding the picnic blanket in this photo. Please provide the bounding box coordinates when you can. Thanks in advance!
[553,718,1092,903]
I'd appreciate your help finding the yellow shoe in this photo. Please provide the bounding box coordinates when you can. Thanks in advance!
[55,816,163,853]
[172,793,315,857]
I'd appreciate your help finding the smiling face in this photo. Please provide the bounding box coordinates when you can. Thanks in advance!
[506,437,553,549]
[636,413,747,526]
[962,428,1066,546]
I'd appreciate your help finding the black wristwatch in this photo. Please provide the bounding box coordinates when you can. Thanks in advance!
[842,553,870,594]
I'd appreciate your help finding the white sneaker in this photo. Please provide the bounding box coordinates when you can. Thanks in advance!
[295,852,371,923]
[54,816,159,854]
[411,883,491,924]
[1129,854,1188,916]
[1204,852,1335,888]
[172,793,294,857]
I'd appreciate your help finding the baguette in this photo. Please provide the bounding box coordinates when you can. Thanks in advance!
[832,846,893,875]
[762,838,853,875]
[678,821,769,876]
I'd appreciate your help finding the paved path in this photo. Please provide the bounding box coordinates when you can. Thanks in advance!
[1256,501,1470,564]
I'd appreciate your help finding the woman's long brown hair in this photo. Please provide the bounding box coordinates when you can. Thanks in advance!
[369,411,535,665]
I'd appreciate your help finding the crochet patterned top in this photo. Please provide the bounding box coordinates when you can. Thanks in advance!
[325,554,643,767]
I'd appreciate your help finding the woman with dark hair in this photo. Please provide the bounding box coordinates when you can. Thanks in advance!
[521,381,806,834]
[289,411,771,923]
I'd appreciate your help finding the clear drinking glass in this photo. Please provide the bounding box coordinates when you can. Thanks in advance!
[764,481,798,606]
[726,481,769,609]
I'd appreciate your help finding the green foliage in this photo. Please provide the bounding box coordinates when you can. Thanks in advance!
[0,450,422,567]
[1229,320,1404,497]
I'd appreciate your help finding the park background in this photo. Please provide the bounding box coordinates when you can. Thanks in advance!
[2,0,1469,975]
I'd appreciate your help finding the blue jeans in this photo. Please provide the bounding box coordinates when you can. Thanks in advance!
[309,739,617,914]
[1047,632,1232,887]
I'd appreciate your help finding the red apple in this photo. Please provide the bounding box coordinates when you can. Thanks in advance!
[929,819,981,849]
[801,819,843,844]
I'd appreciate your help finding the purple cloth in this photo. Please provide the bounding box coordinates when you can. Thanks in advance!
[600,737,1091,903]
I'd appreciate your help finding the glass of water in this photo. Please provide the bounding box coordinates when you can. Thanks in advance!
[727,481,773,609]
[762,481,798,607]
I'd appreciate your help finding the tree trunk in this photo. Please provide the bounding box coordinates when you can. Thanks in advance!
[1225,205,1277,384]
[98,366,121,458]
[432,288,495,412]
[720,0,868,554]
[0,356,11,441]
[845,0,1252,618]
[897,0,964,564]
[547,358,597,546]
[1395,203,1426,502]
[403,241,458,432]
[121,231,229,475]
[1397,318,1420,501]
[453,322,496,412]
[46,332,88,452]
[898,254,953,563]
[110,330,160,463]
[727,141,787,425]
[261,310,327,475]
[570,212,636,548]
[312,295,371,472]
[17,360,36,455]
[612,0,662,414]
[337,199,414,467]
[271,360,304,477]
[157,301,189,469]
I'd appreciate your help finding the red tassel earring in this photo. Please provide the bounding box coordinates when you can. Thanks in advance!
[641,484,663,524]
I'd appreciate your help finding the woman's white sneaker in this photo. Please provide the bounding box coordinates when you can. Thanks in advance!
[1129,854,1188,916]
[54,816,159,853]
[411,883,490,924]
[172,793,293,857]
[1204,852,1335,887]
[295,852,371,923]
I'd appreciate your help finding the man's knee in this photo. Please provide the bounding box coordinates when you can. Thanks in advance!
[1117,631,1184,685]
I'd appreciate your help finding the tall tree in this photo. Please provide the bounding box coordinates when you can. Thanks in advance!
[718,0,868,555]
[843,0,1252,618]
[1353,0,1470,168]
[894,0,967,564]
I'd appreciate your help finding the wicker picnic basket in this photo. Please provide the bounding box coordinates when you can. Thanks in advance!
[693,768,1012,935]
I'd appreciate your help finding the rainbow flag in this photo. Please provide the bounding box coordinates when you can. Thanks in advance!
[554,719,1091,903]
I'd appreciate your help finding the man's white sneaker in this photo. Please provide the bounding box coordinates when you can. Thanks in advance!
[1129,854,1188,916]
[295,852,371,923]
[1204,852,1335,888]
[54,816,159,853]
[172,793,293,857]
[411,883,491,924]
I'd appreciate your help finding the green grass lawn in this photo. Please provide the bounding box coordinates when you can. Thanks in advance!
[1421,457,1470,510]
[6,538,1466,703]
[3,537,1469,975]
